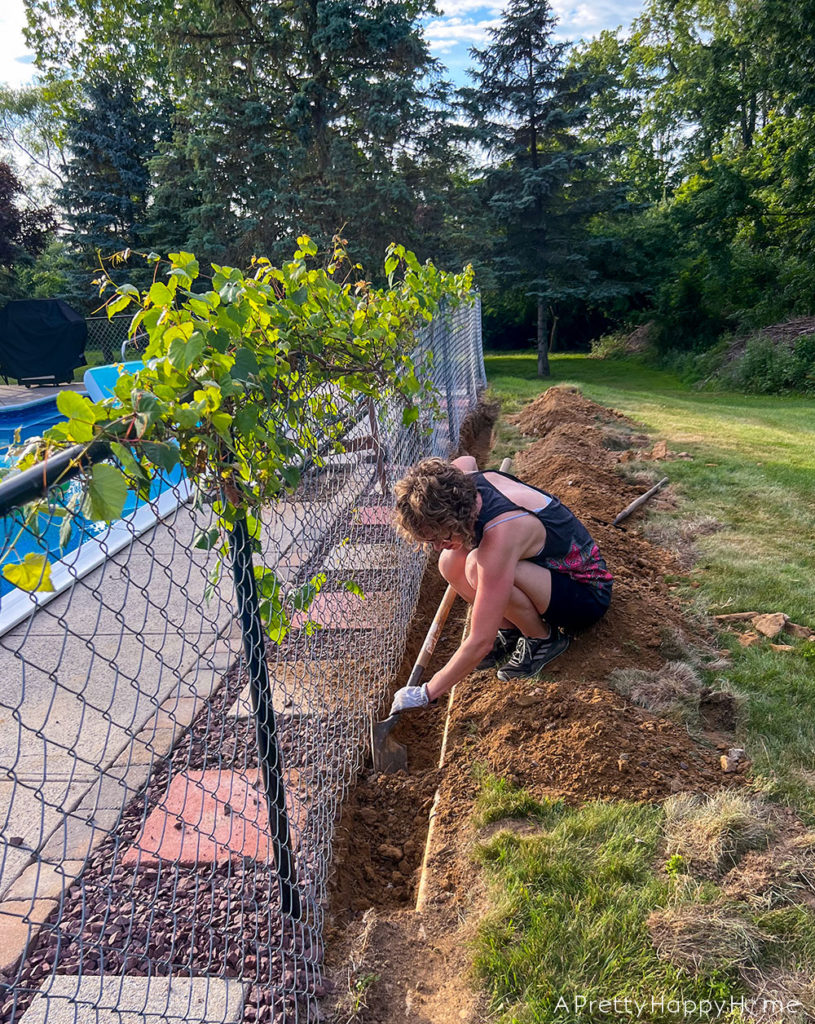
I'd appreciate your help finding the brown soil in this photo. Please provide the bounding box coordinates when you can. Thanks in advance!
[510,384,629,438]
[453,398,500,467]
[322,385,741,1024]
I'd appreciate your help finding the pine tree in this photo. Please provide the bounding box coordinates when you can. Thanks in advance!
[145,0,462,268]
[462,0,627,375]
[58,78,168,260]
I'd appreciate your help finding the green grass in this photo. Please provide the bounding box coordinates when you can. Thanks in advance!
[486,352,815,815]
[472,796,749,1023]
[472,779,815,1023]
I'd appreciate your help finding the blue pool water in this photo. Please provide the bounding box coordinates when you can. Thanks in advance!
[0,393,185,599]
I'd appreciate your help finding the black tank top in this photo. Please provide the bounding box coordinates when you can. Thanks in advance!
[471,471,613,591]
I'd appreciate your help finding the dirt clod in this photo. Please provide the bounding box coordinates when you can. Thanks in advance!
[752,612,788,638]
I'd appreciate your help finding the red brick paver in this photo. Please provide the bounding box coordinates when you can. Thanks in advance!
[123,769,304,867]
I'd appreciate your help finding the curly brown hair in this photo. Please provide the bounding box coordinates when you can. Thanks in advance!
[393,458,479,548]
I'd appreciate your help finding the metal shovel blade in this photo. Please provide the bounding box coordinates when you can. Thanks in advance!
[370,713,407,773]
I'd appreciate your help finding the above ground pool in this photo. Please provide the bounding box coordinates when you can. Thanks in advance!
[0,375,189,629]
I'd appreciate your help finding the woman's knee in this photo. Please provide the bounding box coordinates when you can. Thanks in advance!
[464,548,481,589]
[438,548,468,584]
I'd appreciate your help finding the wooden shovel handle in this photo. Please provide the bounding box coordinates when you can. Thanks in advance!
[406,584,458,688]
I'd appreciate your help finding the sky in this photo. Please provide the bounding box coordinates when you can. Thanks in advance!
[0,0,645,90]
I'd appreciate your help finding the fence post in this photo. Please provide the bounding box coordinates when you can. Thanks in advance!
[228,513,301,919]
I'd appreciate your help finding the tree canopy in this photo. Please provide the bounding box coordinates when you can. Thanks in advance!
[5,0,815,386]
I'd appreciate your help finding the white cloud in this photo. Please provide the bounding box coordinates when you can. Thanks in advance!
[425,16,501,53]
[426,0,644,80]
[550,0,641,40]
[437,0,504,14]
[0,0,35,88]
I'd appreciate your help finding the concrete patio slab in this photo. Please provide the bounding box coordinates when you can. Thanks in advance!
[18,976,247,1024]
[0,383,84,409]
[3,860,85,902]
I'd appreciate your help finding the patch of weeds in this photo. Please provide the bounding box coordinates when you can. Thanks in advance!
[643,513,724,569]
[471,800,753,1023]
[665,853,688,878]
[329,909,382,1024]
[473,772,564,829]
[658,627,709,667]
[723,829,815,911]
[664,792,774,875]
[617,463,661,488]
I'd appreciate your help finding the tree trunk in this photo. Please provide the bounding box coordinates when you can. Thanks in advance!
[536,299,550,377]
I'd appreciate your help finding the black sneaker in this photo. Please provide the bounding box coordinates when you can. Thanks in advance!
[496,629,570,681]
[477,628,522,670]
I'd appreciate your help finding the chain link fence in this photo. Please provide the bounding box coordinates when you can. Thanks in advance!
[85,317,146,363]
[0,296,484,1023]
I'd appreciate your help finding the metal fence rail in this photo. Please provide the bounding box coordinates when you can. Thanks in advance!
[0,297,484,1023]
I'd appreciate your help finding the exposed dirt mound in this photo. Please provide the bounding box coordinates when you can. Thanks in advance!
[512,406,690,677]
[453,398,499,467]
[449,676,725,803]
[324,385,737,1024]
[511,384,628,437]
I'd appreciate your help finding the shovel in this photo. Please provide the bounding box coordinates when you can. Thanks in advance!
[370,583,458,773]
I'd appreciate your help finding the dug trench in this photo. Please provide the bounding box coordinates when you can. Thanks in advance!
[322,387,742,1024]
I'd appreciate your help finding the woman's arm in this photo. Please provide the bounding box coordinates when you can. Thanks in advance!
[423,537,521,701]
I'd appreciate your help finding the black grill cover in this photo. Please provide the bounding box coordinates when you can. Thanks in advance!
[0,299,87,383]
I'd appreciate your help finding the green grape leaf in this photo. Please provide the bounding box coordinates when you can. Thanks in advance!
[82,463,129,522]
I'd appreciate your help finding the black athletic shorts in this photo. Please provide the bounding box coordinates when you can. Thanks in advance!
[545,572,611,634]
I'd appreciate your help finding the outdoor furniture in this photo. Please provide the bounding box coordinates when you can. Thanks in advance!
[0,298,87,386]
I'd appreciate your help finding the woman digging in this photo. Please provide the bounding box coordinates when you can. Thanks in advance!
[389,456,612,714]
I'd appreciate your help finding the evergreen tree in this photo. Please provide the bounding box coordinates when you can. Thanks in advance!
[145,0,464,268]
[57,78,168,261]
[462,0,628,375]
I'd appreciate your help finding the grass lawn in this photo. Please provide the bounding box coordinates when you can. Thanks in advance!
[473,352,815,1023]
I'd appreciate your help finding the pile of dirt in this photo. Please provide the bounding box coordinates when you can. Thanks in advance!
[446,675,727,806]
[511,385,628,438]
[512,396,691,677]
[453,398,499,466]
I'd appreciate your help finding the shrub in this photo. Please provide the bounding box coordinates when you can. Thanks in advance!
[588,331,630,359]
[721,334,815,394]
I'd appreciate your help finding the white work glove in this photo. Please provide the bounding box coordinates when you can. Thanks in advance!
[389,683,430,716]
